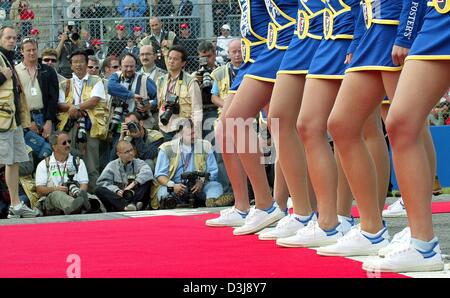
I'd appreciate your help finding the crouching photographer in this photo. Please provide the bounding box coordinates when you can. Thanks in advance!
[95,140,153,212]
[120,112,164,171]
[153,119,223,209]
[34,132,104,215]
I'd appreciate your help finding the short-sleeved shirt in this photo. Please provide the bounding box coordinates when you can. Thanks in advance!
[58,74,106,105]
[35,153,89,187]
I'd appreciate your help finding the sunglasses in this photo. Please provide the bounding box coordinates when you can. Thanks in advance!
[43,58,57,63]
[88,65,100,69]
[60,140,72,146]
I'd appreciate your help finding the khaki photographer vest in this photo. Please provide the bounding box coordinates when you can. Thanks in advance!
[156,71,196,120]
[149,138,211,209]
[57,75,109,139]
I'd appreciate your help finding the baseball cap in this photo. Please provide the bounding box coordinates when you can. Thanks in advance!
[91,38,103,46]
[30,28,39,36]
[180,23,189,29]
[221,24,231,30]
[116,24,125,31]
[133,26,142,32]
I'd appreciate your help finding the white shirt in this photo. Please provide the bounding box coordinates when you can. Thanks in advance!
[216,35,234,57]
[35,153,89,187]
[58,74,106,105]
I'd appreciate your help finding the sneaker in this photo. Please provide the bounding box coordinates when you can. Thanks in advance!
[338,215,357,229]
[205,206,248,227]
[233,202,286,236]
[277,218,350,248]
[124,203,137,211]
[363,242,444,272]
[8,202,41,218]
[316,225,390,257]
[378,227,411,257]
[382,197,407,218]
[259,213,316,241]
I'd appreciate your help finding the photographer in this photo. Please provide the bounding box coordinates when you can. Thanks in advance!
[154,119,223,209]
[117,0,147,34]
[191,41,218,142]
[34,131,95,215]
[55,23,83,78]
[96,140,153,211]
[156,45,202,141]
[107,53,158,161]
[139,17,179,70]
[57,50,108,192]
[120,112,164,171]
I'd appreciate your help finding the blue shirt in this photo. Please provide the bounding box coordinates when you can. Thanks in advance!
[155,141,219,183]
[211,80,220,96]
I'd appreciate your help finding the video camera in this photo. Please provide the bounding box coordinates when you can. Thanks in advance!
[159,171,210,209]
[197,57,212,88]
[160,94,180,126]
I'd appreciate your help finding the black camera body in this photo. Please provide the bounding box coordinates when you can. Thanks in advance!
[160,94,180,126]
[126,121,140,134]
[122,174,137,201]
[160,171,210,209]
[109,96,129,134]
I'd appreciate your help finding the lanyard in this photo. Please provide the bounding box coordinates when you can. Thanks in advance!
[56,161,68,185]
[165,72,183,101]
[180,142,192,172]
[73,79,85,103]
[26,66,37,88]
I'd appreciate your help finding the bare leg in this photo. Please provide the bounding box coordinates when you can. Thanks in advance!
[363,107,390,214]
[5,163,20,206]
[335,151,354,217]
[216,94,250,211]
[386,60,450,241]
[267,74,312,216]
[297,78,341,229]
[225,78,273,209]
[273,161,289,210]
[328,71,386,233]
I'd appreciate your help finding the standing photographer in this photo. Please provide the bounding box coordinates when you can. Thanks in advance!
[191,41,218,142]
[107,53,157,161]
[55,24,83,78]
[154,119,223,209]
[139,16,179,70]
[96,140,153,211]
[57,50,108,192]
[34,131,92,215]
[120,112,164,171]
[156,45,202,141]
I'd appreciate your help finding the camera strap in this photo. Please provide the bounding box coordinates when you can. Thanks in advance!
[165,71,183,100]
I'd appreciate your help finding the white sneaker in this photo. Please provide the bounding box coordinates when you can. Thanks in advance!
[337,215,357,230]
[277,218,350,248]
[363,242,444,272]
[378,227,411,257]
[316,225,390,257]
[233,202,286,236]
[382,197,407,218]
[258,213,316,241]
[205,206,248,227]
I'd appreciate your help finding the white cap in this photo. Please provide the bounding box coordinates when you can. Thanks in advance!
[221,24,231,30]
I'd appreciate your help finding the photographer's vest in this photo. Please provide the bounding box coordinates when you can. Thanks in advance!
[140,31,177,67]
[210,63,236,118]
[156,71,196,119]
[146,128,164,143]
[118,72,150,113]
[0,52,30,131]
[149,138,210,209]
[57,75,108,139]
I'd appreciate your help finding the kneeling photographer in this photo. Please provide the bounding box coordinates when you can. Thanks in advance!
[120,112,164,171]
[95,140,153,212]
[108,53,158,161]
[153,119,223,209]
[34,132,104,215]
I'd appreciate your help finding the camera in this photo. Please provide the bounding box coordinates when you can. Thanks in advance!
[126,121,140,134]
[122,175,137,201]
[109,97,129,134]
[137,97,150,120]
[159,181,177,209]
[160,95,180,126]
[65,169,81,197]
[77,118,87,143]
[65,31,80,42]
[197,57,213,88]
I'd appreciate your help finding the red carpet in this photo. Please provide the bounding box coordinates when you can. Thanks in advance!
[351,201,450,218]
[0,214,404,278]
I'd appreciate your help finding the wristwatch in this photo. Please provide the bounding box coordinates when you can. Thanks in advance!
[74,104,80,110]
